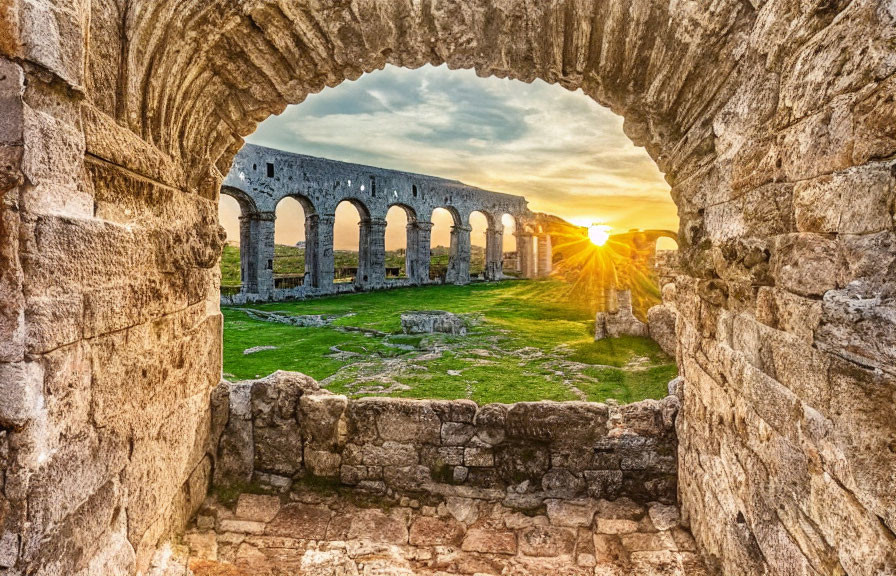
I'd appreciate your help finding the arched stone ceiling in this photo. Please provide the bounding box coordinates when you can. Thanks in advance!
[94,0,764,190]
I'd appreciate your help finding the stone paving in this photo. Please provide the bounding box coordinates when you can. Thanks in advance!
[156,484,708,575]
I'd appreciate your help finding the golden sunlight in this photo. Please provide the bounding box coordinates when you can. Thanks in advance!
[588,224,611,246]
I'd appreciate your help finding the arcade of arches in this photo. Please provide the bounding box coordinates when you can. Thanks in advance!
[0,2,894,575]
[219,144,554,302]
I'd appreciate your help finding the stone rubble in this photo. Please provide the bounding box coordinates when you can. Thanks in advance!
[594,291,649,341]
[402,311,469,336]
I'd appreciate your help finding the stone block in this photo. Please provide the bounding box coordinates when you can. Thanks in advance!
[441,422,476,445]
[494,443,550,483]
[0,360,44,428]
[300,393,347,450]
[452,466,469,483]
[431,399,477,423]
[409,516,465,547]
[545,499,598,528]
[445,497,479,525]
[304,450,341,478]
[266,503,331,540]
[218,519,266,535]
[254,424,302,476]
[356,398,441,445]
[542,469,585,498]
[473,403,507,445]
[771,233,840,297]
[647,304,677,357]
[648,503,680,531]
[461,528,516,555]
[383,465,430,490]
[362,441,417,467]
[463,446,494,467]
[235,494,282,523]
[506,402,608,446]
[339,465,367,485]
[794,163,895,235]
[518,526,576,557]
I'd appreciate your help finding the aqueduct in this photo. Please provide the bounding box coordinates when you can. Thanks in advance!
[221,144,547,301]
[0,1,894,575]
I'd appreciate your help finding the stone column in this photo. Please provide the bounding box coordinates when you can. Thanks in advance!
[363,217,387,288]
[485,225,504,281]
[240,211,276,297]
[238,215,255,293]
[517,233,535,279]
[446,224,472,285]
[303,213,319,289]
[537,234,552,277]
[410,221,433,284]
[355,218,371,289]
[306,213,335,292]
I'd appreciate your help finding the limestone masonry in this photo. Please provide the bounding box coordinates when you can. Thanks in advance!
[0,1,894,575]
[212,371,680,508]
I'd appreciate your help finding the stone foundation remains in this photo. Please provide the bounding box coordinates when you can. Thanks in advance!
[401,311,468,336]
[594,290,650,340]
[212,372,680,509]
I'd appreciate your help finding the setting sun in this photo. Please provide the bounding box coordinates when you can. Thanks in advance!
[588,224,611,246]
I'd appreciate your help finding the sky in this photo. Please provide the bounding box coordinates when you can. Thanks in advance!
[218,64,677,251]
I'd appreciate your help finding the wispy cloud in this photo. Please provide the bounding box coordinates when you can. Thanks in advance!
[225,64,677,248]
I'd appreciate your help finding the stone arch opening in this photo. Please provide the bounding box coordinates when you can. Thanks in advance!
[333,199,371,285]
[3,3,894,575]
[430,206,468,284]
[217,193,242,293]
[386,204,418,280]
[467,210,490,279]
[272,196,309,290]
[501,213,520,277]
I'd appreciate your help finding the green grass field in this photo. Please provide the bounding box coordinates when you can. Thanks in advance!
[222,280,676,404]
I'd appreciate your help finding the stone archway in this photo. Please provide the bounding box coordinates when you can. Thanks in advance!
[0,2,893,574]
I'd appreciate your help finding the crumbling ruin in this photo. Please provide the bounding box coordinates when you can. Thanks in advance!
[1,2,894,575]
[223,145,556,303]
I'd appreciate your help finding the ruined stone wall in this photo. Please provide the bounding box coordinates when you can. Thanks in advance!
[212,372,680,509]
[1,1,894,575]
[0,7,224,573]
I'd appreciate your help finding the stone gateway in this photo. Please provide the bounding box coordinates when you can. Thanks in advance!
[0,2,893,575]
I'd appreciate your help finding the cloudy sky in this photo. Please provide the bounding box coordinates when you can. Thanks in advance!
[219,64,676,250]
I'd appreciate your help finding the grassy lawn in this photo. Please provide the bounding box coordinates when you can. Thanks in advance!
[222,280,676,404]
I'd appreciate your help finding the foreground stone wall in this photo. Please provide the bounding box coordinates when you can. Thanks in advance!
[213,372,680,509]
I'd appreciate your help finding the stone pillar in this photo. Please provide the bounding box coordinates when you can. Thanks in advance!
[240,211,276,297]
[355,218,370,289]
[446,224,472,285]
[485,225,504,281]
[517,233,535,279]
[304,213,318,288]
[238,215,255,293]
[537,234,552,277]
[305,213,334,291]
[363,217,387,288]
[409,221,433,284]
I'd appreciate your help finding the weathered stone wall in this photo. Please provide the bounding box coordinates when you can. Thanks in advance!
[1,1,894,575]
[213,372,680,509]
[225,144,539,297]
